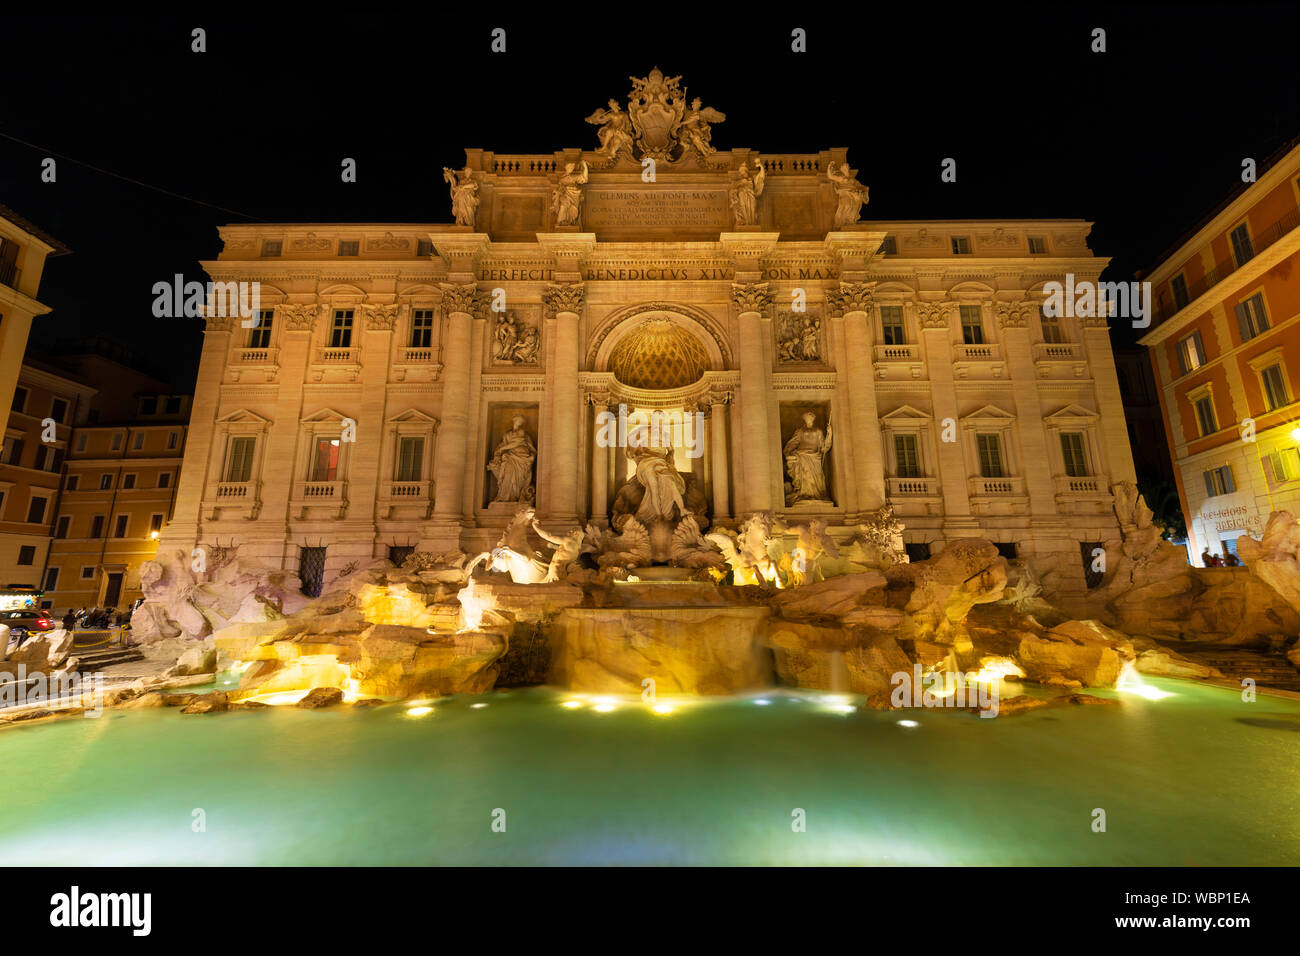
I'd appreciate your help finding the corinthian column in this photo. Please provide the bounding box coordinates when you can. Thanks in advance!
[543,282,585,523]
[830,281,886,512]
[427,283,479,546]
[732,282,774,513]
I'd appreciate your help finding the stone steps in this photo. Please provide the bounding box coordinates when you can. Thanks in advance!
[1164,644,1300,691]
[72,646,146,671]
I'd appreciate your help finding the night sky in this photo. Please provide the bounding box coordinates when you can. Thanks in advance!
[2,8,1297,390]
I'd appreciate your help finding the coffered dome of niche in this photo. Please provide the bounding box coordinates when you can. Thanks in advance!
[608,319,711,390]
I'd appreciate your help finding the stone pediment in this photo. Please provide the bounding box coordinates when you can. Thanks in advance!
[1044,403,1099,424]
[215,409,271,426]
[880,404,933,422]
[961,404,1016,424]
[300,407,352,425]
[386,408,440,426]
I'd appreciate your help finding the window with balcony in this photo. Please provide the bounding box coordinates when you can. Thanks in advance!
[951,236,972,255]
[1193,395,1218,436]
[976,433,1005,477]
[1039,306,1064,344]
[893,433,921,478]
[1060,432,1088,476]
[310,438,341,482]
[1233,292,1269,342]
[248,310,274,348]
[1203,465,1235,497]
[1261,363,1290,410]
[1171,273,1189,309]
[880,305,905,345]
[1176,330,1206,375]
[1229,223,1254,267]
[395,437,425,481]
[330,310,354,348]
[224,437,256,483]
[410,309,434,348]
[960,305,984,344]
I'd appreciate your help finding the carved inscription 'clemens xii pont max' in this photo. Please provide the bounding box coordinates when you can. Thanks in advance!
[583,189,731,230]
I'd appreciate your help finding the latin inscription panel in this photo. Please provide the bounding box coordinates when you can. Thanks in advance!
[583,188,731,230]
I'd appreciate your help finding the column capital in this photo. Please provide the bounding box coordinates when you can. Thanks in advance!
[542,282,586,318]
[994,300,1036,331]
[826,280,876,316]
[731,281,772,314]
[360,302,400,331]
[279,302,323,332]
[439,282,481,315]
[916,299,955,330]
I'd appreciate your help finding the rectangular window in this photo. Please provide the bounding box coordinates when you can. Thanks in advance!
[11,386,28,413]
[1203,465,1235,497]
[1060,432,1088,476]
[133,432,145,450]
[1229,223,1254,266]
[338,240,360,256]
[261,239,282,257]
[1039,306,1064,344]
[1027,236,1047,254]
[80,566,95,580]
[113,514,129,538]
[17,545,35,566]
[976,433,1005,478]
[55,515,70,539]
[158,472,172,489]
[396,437,424,481]
[26,495,47,524]
[43,567,59,591]
[879,236,897,255]
[165,397,181,415]
[248,310,274,348]
[1194,395,1218,436]
[330,310,354,348]
[893,434,921,478]
[1177,330,1206,374]
[122,473,136,490]
[1234,293,1270,342]
[139,396,157,415]
[3,438,23,465]
[99,473,112,490]
[311,438,340,482]
[1261,363,1290,410]
[960,305,984,344]
[34,446,51,471]
[1171,273,1190,309]
[951,236,972,255]
[65,475,78,491]
[168,431,178,449]
[224,437,255,483]
[416,238,433,257]
[149,513,164,533]
[110,433,122,451]
[879,305,905,345]
[1267,448,1300,482]
[90,515,105,538]
[410,309,434,348]
[75,433,87,452]
[50,397,68,423]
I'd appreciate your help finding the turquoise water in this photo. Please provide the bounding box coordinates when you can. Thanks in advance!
[1,678,1298,865]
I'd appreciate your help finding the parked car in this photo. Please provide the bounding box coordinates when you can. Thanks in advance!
[1,609,56,645]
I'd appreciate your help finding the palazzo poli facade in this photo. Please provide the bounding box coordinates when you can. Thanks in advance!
[161,71,1136,599]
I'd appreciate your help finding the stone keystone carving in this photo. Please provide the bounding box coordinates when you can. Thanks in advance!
[440,283,481,315]
[542,283,585,318]
[731,282,772,313]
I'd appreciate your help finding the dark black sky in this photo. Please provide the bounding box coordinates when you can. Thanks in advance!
[3,8,1297,389]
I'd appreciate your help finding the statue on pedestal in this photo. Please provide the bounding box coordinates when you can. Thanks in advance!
[442,166,479,227]
[585,100,635,163]
[826,161,869,228]
[730,159,766,226]
[679,98,726,161]
[551,161,589,226]
[487,416,536,503]
[784,412,833,504]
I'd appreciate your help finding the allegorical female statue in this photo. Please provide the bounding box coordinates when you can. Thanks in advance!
[826,161,869,229]
[551,160,589,226]
[442,165,480,227]
[487,416,536,502]
[784,411,833,504]
[729,159,766,226]
[584,100,635,162]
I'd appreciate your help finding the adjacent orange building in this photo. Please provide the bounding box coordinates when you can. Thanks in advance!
[1140,139,1300,563]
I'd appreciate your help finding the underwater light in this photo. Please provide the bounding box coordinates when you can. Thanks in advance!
[561,700,583,709]
[897,719,920,728]
[593,702,616,713]
[470,702,488,709]
[406,706,433,717]
[753,698,771,706]
[651,702,674,715]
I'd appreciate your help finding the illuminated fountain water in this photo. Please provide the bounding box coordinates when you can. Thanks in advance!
[455,552,492,632]
[1116,658,1174,700]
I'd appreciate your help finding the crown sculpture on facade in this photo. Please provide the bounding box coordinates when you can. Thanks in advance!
[585,67,727,165]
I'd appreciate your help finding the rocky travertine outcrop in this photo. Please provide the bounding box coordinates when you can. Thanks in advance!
[1237,511,1300,619]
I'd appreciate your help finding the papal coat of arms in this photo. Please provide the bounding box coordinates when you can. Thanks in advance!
[585,68,725,165]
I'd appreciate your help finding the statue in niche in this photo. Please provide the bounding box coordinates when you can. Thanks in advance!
[551,161,589,226]
[487,416,536,503]
[585,100,636,163]
[784,411,833,504]
[679,98,727,161]
[777,311,822,362]
[442,166,479,227]
[730,159,766,226]
[826,161,869,228]
[492,312,539,365]
[630,443,687,524]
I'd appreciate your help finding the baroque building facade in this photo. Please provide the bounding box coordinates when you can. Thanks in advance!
[159,72,1137,599]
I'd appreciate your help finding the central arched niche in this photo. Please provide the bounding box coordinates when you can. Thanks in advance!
[607,318,711,389]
